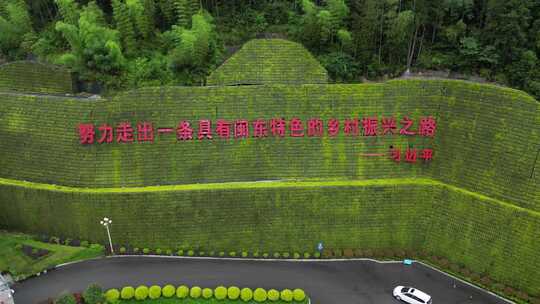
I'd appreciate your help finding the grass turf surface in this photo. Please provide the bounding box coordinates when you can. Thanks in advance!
[0,232,104,279]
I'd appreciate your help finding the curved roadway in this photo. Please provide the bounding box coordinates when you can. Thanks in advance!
[14,257,509,304]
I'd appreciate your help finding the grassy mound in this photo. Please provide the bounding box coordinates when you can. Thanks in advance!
[207,39,328,85]
[0,61,74,94]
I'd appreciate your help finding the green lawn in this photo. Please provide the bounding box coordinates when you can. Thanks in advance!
[0,231,104,280]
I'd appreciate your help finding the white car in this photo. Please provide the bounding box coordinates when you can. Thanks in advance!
[393,286,432,304]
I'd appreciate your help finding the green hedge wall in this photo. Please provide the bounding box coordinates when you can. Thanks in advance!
[0,80,537,209]
[0,79,539,295]
[0,61,74,94]
[0,178,538,296]
[207,39,328,85]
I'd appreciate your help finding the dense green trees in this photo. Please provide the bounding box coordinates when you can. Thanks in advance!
[0,0,35,59]
[0,0,538,98]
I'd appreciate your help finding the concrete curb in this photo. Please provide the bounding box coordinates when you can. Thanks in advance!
[102,254,404,264]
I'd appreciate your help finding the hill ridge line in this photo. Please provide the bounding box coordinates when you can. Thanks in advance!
[1,177,537,216]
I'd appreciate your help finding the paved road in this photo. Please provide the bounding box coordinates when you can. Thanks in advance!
[14,257,509,304]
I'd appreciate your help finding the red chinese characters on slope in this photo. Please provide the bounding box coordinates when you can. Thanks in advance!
[77,116,437,163]
[78,116,436,144]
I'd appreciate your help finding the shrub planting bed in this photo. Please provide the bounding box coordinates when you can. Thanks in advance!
[104,284,308,304]
[0,232,104,281]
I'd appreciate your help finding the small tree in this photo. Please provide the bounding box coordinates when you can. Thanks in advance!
[83,284,105,304]
[55,294,76,304]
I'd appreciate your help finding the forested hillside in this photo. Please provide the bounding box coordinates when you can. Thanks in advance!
[1,0,539,99]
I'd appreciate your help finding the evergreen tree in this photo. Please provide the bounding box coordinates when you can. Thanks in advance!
[55,0,80,26]
[139,0,156,39]
[158,0,175,26]
[0,0,35,59]
[174,0,189,27]
[112,0,136,55]
[483,0,533,66]
[55,2,125,83]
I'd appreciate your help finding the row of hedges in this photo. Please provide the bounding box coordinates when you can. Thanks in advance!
[0,61,74,94]
[116,246,322,259]
[0,80,537,210]
[104,285,307,303]
[1,179,539,296]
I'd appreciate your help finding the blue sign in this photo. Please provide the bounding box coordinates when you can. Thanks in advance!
[317,242,324,252]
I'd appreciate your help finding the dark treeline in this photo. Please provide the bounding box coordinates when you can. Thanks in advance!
[0,0,539,98]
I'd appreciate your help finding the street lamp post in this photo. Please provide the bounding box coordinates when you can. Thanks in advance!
[100,217,114,255]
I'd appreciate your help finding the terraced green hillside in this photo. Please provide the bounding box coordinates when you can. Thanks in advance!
[0,61,74,94]
[0,80,537,209]
[0,79,538,295]
[1,178,539,295]
[207,39,328,85]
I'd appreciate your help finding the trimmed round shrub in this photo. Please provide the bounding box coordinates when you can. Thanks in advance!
[254,288,268,302]
[149,285,162,299]
[313,252,321,258]
[282,252,290,258]
[187,250,195,256]
[55,293,76,304]
[263,253,269,258]
[215,286,227,300]
[177,249,184,256]
[202,288,213,299]
[190,286,202,298]
[293,289,306,301]
[84,284,105,304]
[166,249,172,255]
[304,252,311,259]
[241,251,248,258]
[293,253,300,259]
[120,286,135,300]
[199,251,205,256]
[155,248,162,255]
[135,286,149,300]
[253,251,260,258]
[133,247,140,254]
[219,251,225,257]
[162,285,175,298]
[209,251,216,256]
[240,288,253,301]
[142,248,150,254]
[119,247,126,254]
[176,285,189,298]
[268,289,280,301]
[273,252,281,258]
[105,289,120,303]
[280,289,293,302]
[229,251,237,257]
[227,286,241,300]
